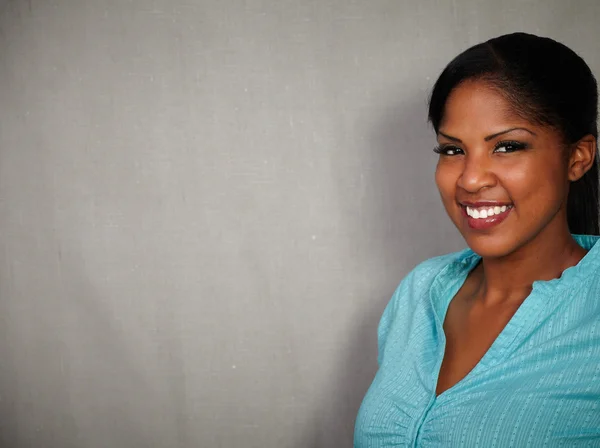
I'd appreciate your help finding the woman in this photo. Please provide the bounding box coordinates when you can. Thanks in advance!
[354,33,600,447]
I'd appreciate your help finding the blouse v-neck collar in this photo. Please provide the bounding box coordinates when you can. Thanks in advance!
[429,234,600,396]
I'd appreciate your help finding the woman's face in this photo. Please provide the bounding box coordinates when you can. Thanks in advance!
[434,79,571,258]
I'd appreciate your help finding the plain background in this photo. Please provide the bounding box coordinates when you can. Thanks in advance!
[1,1,599,447]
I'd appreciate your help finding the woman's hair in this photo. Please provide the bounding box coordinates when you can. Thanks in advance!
[428,32,599,235]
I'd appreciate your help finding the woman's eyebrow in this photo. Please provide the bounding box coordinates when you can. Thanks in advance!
[483,127,537,141]
[438,127,537,143]
[438,131,462,142]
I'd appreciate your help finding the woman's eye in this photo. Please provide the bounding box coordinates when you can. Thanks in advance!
[434,145,464,156]
[494,141,528,153]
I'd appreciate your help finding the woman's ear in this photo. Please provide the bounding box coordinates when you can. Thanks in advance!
[568,135,597,181]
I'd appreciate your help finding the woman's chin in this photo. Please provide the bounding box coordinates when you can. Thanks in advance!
[461,233,518,259]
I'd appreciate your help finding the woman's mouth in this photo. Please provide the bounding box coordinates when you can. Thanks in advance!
[461,203,514,230]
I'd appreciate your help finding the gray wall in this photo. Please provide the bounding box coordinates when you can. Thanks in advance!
[1,1,598,447]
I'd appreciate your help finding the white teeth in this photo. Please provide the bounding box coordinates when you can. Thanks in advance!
[466,205,512,219]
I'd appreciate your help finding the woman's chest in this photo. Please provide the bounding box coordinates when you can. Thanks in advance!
[436,297,523,395]
[356,357,600,447]
[355,300,600,448]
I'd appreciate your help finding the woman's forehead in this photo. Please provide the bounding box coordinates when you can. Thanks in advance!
[440,81,539,136]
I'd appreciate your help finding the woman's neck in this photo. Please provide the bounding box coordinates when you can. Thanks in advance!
[476,226,587,305]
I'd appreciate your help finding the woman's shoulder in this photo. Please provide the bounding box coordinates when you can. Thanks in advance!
[376,249,473,364]
[401,248,474,288]
[382,248,474,319]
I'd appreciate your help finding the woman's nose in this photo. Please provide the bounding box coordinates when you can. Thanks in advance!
[457,153,496,193]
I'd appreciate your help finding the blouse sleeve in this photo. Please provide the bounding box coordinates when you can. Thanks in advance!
[377,269,416,366]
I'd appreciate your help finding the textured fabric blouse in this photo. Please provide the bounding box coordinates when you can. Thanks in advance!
[355,235,600,447]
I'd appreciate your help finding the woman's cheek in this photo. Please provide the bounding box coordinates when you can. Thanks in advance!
[435,163,459,200]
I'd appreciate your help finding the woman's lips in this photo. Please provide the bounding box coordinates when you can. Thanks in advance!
[460,203,513,230]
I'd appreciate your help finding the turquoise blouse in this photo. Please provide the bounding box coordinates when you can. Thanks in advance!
[355,235,600,447]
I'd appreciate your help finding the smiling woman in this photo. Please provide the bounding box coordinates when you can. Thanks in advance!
[355,33,600,447]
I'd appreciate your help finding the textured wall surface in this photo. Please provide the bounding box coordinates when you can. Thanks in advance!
[1,1,599,447]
